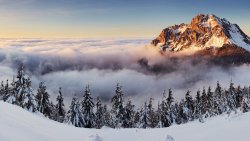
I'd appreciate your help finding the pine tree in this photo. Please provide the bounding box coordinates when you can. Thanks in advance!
[95,96,104,129]
[36,82,51,117]
[227,80,237,114]
[194,90,203,122]
[123,98,135,128]
[0,81,4,97]
[147,98,157,128]
[201,87,208,117]
[55,87,66,122]
[14,65,36,112]
[111,83,124,128]
[240,98,249,113]
[21,77,36,112]
[185,90,194,121]
[214,81,223,115]
[5,78,16,104]
[207,86,215,117]
[81,85,95,128]
[65,96,84,127]
[103,104,112,127]
[139,102,149,128]
[167,89,175,123]
[159,90,172,127]
[235,85,243,108]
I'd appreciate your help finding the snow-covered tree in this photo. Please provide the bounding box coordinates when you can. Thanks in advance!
[81,85,95,128]
[123,98,135,128]
[194,90,204,122]
[111,83,125,128]
[55,87,66,122]
[103,104,112,127]
[159,91,172,127]
[185,90,194,121]
[4,78,16,104]
[65,96,84,127]
[139,102,149,128]
[0,81,4,96]
[35,82,51,117]
[147,98,157,128]
[95,96,104,129]
[14,65,36,112]
[227,80,237,114]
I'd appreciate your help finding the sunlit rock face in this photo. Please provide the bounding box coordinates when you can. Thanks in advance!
[151,14,250,52]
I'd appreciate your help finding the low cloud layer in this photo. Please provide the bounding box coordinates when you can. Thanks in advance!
[0,38,250,106]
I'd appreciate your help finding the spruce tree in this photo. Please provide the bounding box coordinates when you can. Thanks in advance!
[160,91,172,127]
[185,90,194,121]
[14,65,36,112]
[103,104,112,127]
[95,96,104,129]
[81,85,95,128]
[111,83,125,128]
[65,96,84,127]
[227,80,237,114]
[36,82,51,117]
[5,78,16,104]
[147,98,157,128]
[139,102,149,128]
[21,77,36,112]
[123,98,135,128]
[55,87,66,122]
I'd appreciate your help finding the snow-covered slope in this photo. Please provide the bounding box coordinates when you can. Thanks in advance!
[151,14,250,52]
[1,101,250,141]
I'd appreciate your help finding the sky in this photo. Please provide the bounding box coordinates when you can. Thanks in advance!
[0,0,249,38]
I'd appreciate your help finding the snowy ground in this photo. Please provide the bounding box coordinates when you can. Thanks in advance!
[0,101,250,141]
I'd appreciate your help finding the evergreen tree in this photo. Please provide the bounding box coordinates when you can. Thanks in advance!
[35,82,51,117]
[55,87,66,122]
[81,85,95,128]
[95,96,104,129]
[103,104,112,127]
[227,80,237,114]
[5,78,16,104]
[214,81,223,115]
[14,65,36,112]
[167,89,175,123]
[21,77,36,112]
[159,91,172,127]
[235,85,243,108]
[139,102,149,128]
[185,90,194,121]
[111,83,125,128]
[0,81,4,96]
[194,90,203,122]
[147,98,157,128]
[207,86,215,117]
[65,96,85,127]
[201,87,208,116]
[240,98,249,113]
[123,98,135,128]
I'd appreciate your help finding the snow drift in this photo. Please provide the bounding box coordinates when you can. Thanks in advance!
[1,101,250,141]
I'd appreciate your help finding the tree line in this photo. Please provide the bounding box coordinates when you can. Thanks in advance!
[0,65,249,129]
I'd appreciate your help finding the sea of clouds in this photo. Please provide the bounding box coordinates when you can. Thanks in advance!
[0,38,250,107]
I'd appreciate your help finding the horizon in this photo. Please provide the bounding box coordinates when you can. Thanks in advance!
[0,0,249,38]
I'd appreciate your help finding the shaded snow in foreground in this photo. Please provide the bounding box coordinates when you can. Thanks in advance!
[0,101,249,141]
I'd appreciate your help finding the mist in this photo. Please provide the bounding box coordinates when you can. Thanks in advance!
[0,38,250,106]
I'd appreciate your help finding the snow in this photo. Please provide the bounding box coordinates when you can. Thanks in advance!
[229,24,250,51]
[204,35,228,48]
[1,101,250,141]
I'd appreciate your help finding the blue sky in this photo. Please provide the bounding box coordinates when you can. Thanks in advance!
[0,0,249,38]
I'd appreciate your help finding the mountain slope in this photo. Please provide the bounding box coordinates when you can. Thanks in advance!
[1,101,250,141]
[151,14,250,52]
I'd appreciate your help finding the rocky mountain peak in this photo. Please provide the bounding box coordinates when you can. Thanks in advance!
[151,14,250,52]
